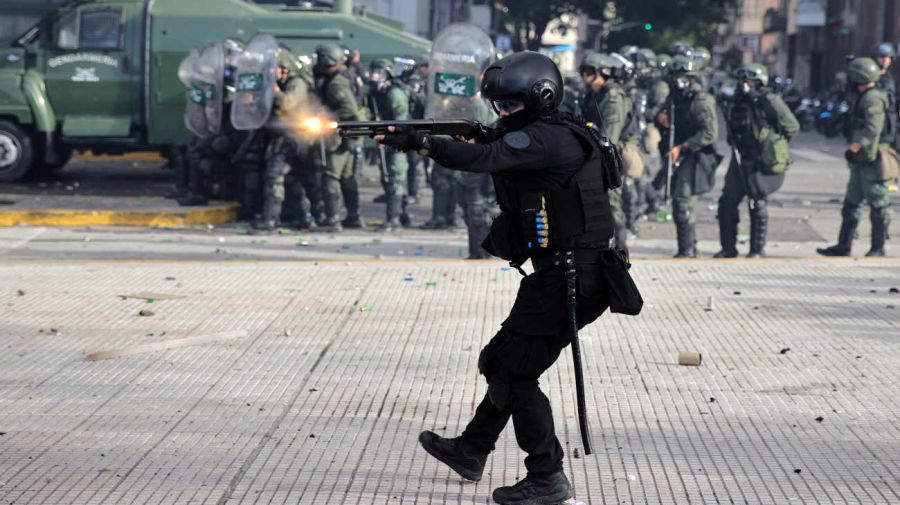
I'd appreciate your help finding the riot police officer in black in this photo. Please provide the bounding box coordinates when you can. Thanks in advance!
[376,51,626,505]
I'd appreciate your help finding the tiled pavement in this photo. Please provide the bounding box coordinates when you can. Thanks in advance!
[1,258,898,504]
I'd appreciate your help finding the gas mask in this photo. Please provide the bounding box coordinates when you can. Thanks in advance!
[738,80,753,95]
[674,76,691,94]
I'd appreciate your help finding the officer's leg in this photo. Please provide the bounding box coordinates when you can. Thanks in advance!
[458,180,490,259]
[672,162,696,258]
[748,198,769,257]
[422,163,454,229]
[167,143,189,199]
[283,159,312,229]
[322,148,348,231]
[714,160,743,258]
[609,187,627,250]
[406,150,422,203]
[341,143,363,228]
[379,150,408,231]
[622,176,640,235]
[258,152,288,230]
[818,165,864,256]
[863,176,891,256]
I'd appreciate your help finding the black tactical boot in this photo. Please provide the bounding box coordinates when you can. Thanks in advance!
[418,431,486,482]
[492,471,572,505]
[865,205,889,256]
[817,204,859,257]
[713,201,739,258]
[747,199,768,258]
[341,179,363,228]
[673,201,697,258]
[419,217,449,230]
[378,193,403,232]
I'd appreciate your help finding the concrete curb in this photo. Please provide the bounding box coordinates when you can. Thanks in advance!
[0,203,238,227]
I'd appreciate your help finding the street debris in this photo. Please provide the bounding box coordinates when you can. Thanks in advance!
[815,416,824,423]
[138,309,155,317]
[572,448,580,459]
[120,292,185,301]
[678,352,702,366]
[779,348,791,354]
[890,287,899,294]
[85,330,247,361]
[704,296,715,311]
[17,290,25,296]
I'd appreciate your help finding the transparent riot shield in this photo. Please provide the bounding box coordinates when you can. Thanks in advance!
[178,48,209,137]
[198,42,225,135]
[230,33,279,131]
[426,23,495,120]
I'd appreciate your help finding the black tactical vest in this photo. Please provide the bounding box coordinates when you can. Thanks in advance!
[488,118,616,261]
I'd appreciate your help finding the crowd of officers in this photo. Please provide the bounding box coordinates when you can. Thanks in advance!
[171,39,896,258]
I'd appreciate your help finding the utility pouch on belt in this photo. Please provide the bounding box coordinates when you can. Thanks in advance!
[482,211,529,267]
[876,145,900,181]
[596,135,623,190]
[598,248,643,315]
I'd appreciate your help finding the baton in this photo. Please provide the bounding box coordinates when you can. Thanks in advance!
[564,250,592,455]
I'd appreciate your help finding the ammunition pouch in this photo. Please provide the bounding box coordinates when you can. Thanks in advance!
[876,145,900,181]
[691,146,724,196]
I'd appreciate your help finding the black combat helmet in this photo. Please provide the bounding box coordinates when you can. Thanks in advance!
[481,51,563,116]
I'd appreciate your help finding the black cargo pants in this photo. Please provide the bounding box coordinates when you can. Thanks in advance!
[460,250,610,475]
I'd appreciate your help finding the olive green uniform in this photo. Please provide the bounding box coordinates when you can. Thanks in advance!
[451,98,498,258]
[581,81,630,248]
[833,87,892,254]
[717,89,799,257]
[259,75,316,229]
[658,82,719,256]
[369,84,411,227]
[320,67,361,228]
[639,76,670,214]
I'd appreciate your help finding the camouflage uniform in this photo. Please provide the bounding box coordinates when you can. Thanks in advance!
[717,85,798,257]
[369,81,411,229]
[658,81,719,257]
[581,78,630,249]
[319,66,361,230]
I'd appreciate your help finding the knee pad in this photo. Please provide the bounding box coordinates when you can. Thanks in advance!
[750,199,768,219]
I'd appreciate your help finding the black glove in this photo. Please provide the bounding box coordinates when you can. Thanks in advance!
[378,125,425,152]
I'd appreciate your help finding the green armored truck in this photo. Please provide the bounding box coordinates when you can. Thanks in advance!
[0,0,429,181]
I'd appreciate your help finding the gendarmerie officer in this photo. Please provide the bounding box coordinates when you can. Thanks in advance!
[715,63,799,258]
[818,57,893,257]
[375,51,629,505]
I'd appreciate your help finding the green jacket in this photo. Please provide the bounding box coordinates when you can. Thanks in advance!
[369,84,409,121]
[666,83,718,152]
[849,86,889,163]
[274,76,312,117]
[728,89,799,155]
[583,82,629,144]
[321,68,360,121]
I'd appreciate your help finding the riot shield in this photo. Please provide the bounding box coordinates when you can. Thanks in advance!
[178,48,209,137]
[198,42,225,135]
[230,33,279,131]
[426,23,495,120]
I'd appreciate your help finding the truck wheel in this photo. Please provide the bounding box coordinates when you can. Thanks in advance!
[0,120,34,182]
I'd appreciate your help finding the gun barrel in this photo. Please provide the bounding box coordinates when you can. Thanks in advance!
[335,119,477,138]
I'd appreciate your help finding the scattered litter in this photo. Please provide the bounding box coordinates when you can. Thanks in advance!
[120,292,185,301]
[890,287,899,294]
[138,309,155,317]
[704,296,715,311]
[815,416,824,423]
[678,352,702,366]
[801,200,812,206]
[626,474,636,481]
[16,290,25,296]
[164,277,176,281]
[309,434,316,438]
[282,329,291,337]
[856,355,862,359]
[793,468,802,474]
[217,237,225,243]
[205,224,214,232]
[425,281,437,287]
[308,388,317,392]
[709,397,716,403]
[572,448,581,459]
[414,250,423,256]
[85,330,247,361]
[359,305,372,312]
[887,305,896,309]
[779,348,791,355]
[870,289,877,293]
[298,240,310,247]
[403,277,414,282]
[733,291,741,295]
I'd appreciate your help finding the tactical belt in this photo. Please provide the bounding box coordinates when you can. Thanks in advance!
[530,248,605,272]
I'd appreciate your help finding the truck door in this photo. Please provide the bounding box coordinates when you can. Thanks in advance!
[41,3,141,138]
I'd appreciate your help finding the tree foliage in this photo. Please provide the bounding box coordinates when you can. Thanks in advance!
[494,0,734,53]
